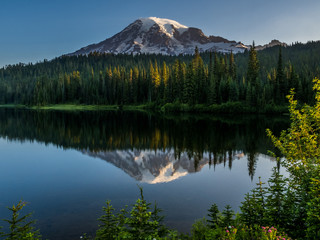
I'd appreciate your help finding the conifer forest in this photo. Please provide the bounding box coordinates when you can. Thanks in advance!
[1,41,320,112]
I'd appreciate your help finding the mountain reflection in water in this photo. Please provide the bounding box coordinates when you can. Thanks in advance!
[84,149,249,184]
[0,109,288,182]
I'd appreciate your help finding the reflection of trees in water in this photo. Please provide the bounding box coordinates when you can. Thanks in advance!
[0,109,288,178]
[244,126,259,181]
[247,152,258,181]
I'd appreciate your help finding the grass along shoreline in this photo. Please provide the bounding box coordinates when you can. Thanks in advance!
[0,102,289,114]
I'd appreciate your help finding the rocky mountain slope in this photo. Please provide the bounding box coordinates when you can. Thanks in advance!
[70,17,250,55]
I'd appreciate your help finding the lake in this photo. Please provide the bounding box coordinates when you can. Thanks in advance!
[0,109,289,239]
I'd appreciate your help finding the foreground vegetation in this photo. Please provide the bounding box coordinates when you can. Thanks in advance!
[1,78,320,239]
[0,186,292,240]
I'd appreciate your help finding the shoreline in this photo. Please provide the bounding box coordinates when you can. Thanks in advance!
[0,102,289,114]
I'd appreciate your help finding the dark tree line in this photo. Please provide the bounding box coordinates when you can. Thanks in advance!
[1,41,320,110]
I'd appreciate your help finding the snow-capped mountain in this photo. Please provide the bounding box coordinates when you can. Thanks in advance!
[70,17,250,55]
[82,149,246,184]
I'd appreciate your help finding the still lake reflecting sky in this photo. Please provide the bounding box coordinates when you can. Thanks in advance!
[0,109,288,239]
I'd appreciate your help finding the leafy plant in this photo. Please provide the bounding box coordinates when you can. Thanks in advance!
[267,78,320,238]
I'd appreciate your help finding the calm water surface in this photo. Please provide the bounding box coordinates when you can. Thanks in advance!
[0,109,289,239]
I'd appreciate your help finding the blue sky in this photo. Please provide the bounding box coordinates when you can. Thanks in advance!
[1,0,320,67]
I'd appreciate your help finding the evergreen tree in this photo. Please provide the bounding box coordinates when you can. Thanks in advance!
[221,205,235,227]
[228,78,239,102]
[96,200,120,240]
[307,177,320,238]
[276,47,285,103]
[213,51,220,80]
[98,70,104,102]
[161,61,169,86]
[208,79,217,105]
[192,46,204,103]
[265,167,288,228]
[229,50,236,79]
[127,187,159,239]
[240,192,260,227]
[247,41,259,89]
[288,64,299,93]
[1,201,41,240]
[252,177,267,225]
[151,201,168,237]
[209,51,213,79]
[184,63,195,104]
[207,203,221,229]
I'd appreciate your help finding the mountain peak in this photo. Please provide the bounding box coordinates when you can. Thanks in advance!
[69,17,250,56]
[137,17,188,36]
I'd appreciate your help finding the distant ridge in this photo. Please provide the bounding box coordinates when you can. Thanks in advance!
[255,39,287,50]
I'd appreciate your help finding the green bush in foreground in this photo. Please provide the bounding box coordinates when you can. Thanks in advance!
[267,78,320,239]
